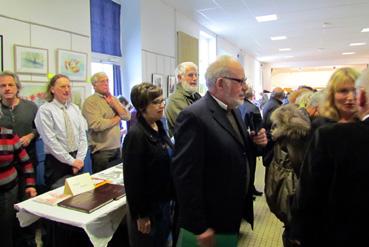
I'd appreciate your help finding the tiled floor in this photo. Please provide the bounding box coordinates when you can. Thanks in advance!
[238,157,284,247]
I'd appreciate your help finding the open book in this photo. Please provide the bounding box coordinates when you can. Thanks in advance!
[33,191,72,206]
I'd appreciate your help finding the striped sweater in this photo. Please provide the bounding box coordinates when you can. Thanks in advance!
[0,127,35,191]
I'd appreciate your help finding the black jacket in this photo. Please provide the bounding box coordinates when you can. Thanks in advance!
[123,115,173,219]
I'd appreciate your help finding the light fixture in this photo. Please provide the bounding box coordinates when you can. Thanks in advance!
[271,36,287,41]
[361,28,369,32]
[279,48,291,51]
[342,52,355,55]
[349,42,366,46]
[284,56,294,58]
[256,14,278,22]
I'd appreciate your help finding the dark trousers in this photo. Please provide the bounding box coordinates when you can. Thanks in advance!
[92,148,121,173]
[0,185,18,247]
[126,202,171,247]
[44,152,77,190]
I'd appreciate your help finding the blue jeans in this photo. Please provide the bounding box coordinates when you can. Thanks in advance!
[0,185,18,247]
[127,202,171,247]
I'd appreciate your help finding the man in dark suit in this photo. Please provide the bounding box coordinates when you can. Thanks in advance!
[239,86,263,197]
[289,68,369,247]
[172,55,267,246]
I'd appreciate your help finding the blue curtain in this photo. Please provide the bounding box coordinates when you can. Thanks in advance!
[90,0,121,56]
[113,65,122,96]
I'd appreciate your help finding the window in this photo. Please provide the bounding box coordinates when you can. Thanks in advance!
[199,31,216,95]
[91,62,114,94]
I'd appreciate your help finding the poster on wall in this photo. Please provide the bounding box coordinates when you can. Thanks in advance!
[0,35,3,71]
[14,45,49,75]
[152,73,163,88]
[57,49,87,82]
[167,75,176,97]
[19,82,48,106]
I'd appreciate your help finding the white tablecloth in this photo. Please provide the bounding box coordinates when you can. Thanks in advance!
[15,164,126,247]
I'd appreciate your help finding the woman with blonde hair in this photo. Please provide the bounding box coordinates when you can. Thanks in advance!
[318,67,360,123]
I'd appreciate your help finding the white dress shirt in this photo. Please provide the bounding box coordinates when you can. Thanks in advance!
[35,99,88,165]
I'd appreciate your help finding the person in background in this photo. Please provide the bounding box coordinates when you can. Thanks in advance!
[172,55,267,246]
[0,126,36,247]
[0,71,38,194]
[239,85,263,197]
[123,83,173,246]
[261,87,284,169]
[82,72,130,173]
[165,62,201,136]
[35,74,88,189]
[289,68,369,247]
[0,71,39,247]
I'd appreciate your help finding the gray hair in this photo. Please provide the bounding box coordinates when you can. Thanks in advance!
[205,55,240,89]
[175,62,198,82]
[91,72,108,85]
[0,71,22,96]
[356,68,369,103]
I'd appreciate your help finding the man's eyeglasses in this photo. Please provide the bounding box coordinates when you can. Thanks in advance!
[151,98,166,105]
[222,76,247,84]
[186,73,199,78]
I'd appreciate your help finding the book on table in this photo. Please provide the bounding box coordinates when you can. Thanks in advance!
[33,191,72,206]
[57,183,125,213]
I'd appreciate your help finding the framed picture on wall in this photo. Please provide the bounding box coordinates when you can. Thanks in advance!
[152,73,163,88]
[167,75,176,96]
[0,35,3,71]
[71,83,88,109]
[57,49,87,81]
[19,82,48,106]
[14,45,49,74]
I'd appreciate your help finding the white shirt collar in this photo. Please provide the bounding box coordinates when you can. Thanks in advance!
[210,94,228,111]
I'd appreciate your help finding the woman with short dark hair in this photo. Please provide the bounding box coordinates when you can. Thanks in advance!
[123,82,173,246]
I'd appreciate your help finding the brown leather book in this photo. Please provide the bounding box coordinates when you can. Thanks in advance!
[58,183,125,213]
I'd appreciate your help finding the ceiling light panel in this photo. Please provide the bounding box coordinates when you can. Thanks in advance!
[349,42,366,46]
[256,14,278,22]
[279,48,291,51]
[342,52,355,55]
[361,28,369,32]
[271,36,287,41]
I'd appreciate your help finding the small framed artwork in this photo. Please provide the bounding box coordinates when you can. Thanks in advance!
[19,82,48,106]
[0,35,3,71]
[14,45,49,74]
[57,49,87,81]
[167,75,176,96]
[152,73,163,88]
[71,83,88,109]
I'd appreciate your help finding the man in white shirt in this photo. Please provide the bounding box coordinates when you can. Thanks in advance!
[35,74,88,189]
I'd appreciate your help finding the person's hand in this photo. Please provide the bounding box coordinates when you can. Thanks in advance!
[19,133,34,147]
[137,217,151,234]
[25,187,37,198]
[197,228,215,247]
[104,94,115,107]
[289,239,302,246]
[72,159,84,174]
[250,128,267,147]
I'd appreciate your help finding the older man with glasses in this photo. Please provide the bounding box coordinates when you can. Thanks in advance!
[165,62,202,137]
[172,55,267,246]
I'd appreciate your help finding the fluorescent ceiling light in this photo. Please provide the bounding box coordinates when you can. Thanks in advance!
[256,14,278,22]
[342,52,355,55]
[349,42,366,46]
[279,48,291,51]
[284,56,294,58]
[271,36,287,41]
[361,28,369,32]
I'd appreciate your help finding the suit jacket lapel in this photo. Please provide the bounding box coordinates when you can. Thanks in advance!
[205,93,246,148]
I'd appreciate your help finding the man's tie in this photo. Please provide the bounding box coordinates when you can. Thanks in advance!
[62,106,77,152]
[226,110,244,145]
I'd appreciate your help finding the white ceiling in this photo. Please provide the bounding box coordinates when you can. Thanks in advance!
[161,0,369,67]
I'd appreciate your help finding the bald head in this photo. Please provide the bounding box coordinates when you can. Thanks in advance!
[271,87,285,100]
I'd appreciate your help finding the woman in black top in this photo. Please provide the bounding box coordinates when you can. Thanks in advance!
[123,82,173,247]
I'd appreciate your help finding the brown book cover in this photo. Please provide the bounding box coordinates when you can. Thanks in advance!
[58,183,125,213]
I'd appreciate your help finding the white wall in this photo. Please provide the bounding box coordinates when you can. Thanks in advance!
[0,0,91,94]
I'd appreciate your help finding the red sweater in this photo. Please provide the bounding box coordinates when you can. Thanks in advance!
[0,127,35,191]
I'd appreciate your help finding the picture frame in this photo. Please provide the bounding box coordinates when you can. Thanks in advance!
[152,73,163,88]
[0,35,3,71]
[14,45,48,75]
[167,75,176,96]
[71,83,88,109]
[57,49,87,81]
[19,82,48,106]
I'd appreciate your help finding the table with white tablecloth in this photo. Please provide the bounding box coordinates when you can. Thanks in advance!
[15,164,126,247]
